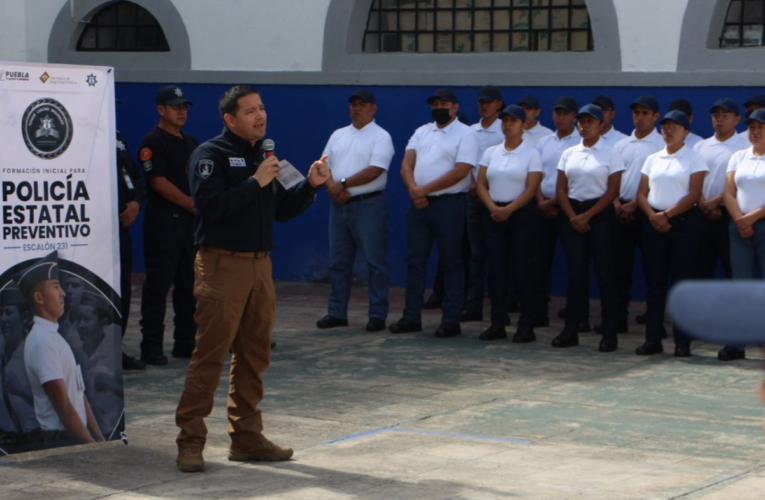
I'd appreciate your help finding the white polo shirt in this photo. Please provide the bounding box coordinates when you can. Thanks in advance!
[727,146,765,214]
[599,127,628,148]
[470,118,503,168]
[738,130,752,144]
[557,139,625,202]
[407,119,480,196]
[24,316,87,431]
[536,128,581,198]
[614,128,665,201]
[693,133,749,201]
[685,131,703,149]
[641,145,709,211]
[479,141,543,203]
[323,120,395,197]
[522,122,554,149]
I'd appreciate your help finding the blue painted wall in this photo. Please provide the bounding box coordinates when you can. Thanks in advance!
[116,83,749,299]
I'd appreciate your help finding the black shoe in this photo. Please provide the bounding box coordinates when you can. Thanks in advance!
[122,353,146,370]
[172,346,195,359]
[435,323,461,338]
[512,325,536,344]
[635,313,647,325]
[366,318,386,332]
[507,301,520,313]
[141,351,168,366]
[557,308,566,319]
[674,345,691,358]
[533,314,550,328]
[389,318,422,334]
[594,322,628,334]
[552,329,579,348]
[635,340,663,356]
[460,310,483,322]
[478,324,507,341]
[423,294,443,310]
[317,315,349,329]
[599,336,618,353]
[577,321,591,333]
[718,345,745,361]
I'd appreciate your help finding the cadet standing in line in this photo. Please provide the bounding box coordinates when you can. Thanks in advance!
[317,89,395,332]
[669,99,704,149]
[137,85,198,365]
[518,95,553,149]
[739,93,765,143]
[591,95,628,147]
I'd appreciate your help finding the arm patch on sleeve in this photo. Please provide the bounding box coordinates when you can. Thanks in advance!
[197,159,215,179]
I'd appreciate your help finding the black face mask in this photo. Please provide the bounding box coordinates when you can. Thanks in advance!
[431,108,452,125]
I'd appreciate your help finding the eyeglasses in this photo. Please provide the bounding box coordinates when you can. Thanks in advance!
[711,112,734,119]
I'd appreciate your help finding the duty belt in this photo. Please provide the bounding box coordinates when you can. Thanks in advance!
[346,190,383,204]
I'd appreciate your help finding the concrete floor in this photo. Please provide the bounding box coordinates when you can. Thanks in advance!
[2,278,765,500]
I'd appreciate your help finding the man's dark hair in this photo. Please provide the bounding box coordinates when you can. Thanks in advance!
[219,86,260,120]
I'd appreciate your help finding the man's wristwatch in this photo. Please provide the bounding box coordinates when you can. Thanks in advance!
[340,178,348,188]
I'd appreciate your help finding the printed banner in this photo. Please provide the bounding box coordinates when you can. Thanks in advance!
[0,62,122,453]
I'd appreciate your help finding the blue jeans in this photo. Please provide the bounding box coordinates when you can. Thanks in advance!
[466,197,486,313]
[727,218,765,350]
[403,195,466,325]
[328,193,389,320]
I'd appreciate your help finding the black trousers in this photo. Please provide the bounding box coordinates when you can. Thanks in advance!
[696,207,732,280]
[641,208,703,347]
[483,201,539,327]
[139,205,197,354]
[558,199,619,336]
[534,201,558,318]
[613,201,643,324]
[119,226,132,338]
[432,210,471,302]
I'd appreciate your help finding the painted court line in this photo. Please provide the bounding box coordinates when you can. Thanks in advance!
[321,428,531,446]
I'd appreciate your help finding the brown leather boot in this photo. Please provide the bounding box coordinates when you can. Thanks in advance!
[177,445,205,473]
[228,438,294,462]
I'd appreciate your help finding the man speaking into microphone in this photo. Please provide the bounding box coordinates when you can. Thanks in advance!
[174,85,329,473]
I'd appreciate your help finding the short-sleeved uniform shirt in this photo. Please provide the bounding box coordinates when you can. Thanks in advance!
[684,131,703,150]
[614,128,665,201]
[693,133,749,201]
[322,120,395,197]
[599,127,628,149]
[24,317,86,431]
[522,122,554,149]
[406,119,480,196]
[536,129,581,199]
[470,119,503,176]
[557,140,625,202]
[480,141,543,203]
[138,126,198,210]
[738,129,752,145]
[641,145,709,211]
[727,146,765,214]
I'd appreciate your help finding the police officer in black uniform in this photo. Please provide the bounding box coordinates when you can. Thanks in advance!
[137,85,198,365]
[116,125,146,370]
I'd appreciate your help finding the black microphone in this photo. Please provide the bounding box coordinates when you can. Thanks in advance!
[262,139,277,193]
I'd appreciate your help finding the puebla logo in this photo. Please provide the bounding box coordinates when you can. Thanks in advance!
[22,98,74,159]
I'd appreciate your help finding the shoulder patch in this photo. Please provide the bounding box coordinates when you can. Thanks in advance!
[143,161,153,172]
[197,159,214,179]
[229,157,246,167]
[140,148,153,161]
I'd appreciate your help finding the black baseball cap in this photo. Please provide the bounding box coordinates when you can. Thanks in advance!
[709,98,740,115]
[669,99,693,117]
[552,96,578,113]
[157,85,193,106]
[498,104,527,122]
[427,88,458,105]
[577,104,604,122]
[477,85,502,102]
[591,95,615,110]
[349,89,376,104]
[744,108,765,125]
[659,110,690,130]
[744,93,765,107]
[518,95,540,109]
[629,96,660,113]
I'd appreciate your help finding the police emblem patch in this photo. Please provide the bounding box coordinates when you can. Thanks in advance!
[197,159,214,179]
[140,148,152,161]
[21,98,74,159]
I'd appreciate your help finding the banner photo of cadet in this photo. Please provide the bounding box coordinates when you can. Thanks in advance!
[0,61,122,454]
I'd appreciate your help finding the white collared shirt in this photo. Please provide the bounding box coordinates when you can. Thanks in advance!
[536,128,581,198]
[614,128,665,201]
[599,127,628,148]
[727,146,765,214]
[738,129,752,144]
[641,145,709,210]
[480,141,543,202]
[407,119,480,196]
[694,133,749,201]
[470,118,503,171]
[685,131,703,150]
[24,316,86,431]
[323,120,395,196]
[522,122,554,149]
[557,139,625,202]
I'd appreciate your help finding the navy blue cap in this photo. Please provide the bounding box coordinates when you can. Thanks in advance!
[13,251,59,302]
[591,95,615,110]
[477,85,502,102]
[659,110,690,130]
[576,104,604,122]
[744,94,765,107]
[427,89,458,105]
[157,85,193,106]
[0,286,26,307]
[517,95,540,109]
[349,89,376,104]
[629,96,660,113]
[552,96,578,113]
[498,104,527,122]
[709,98,740,115]
[744,108,765,125]
[669,99,693,117]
